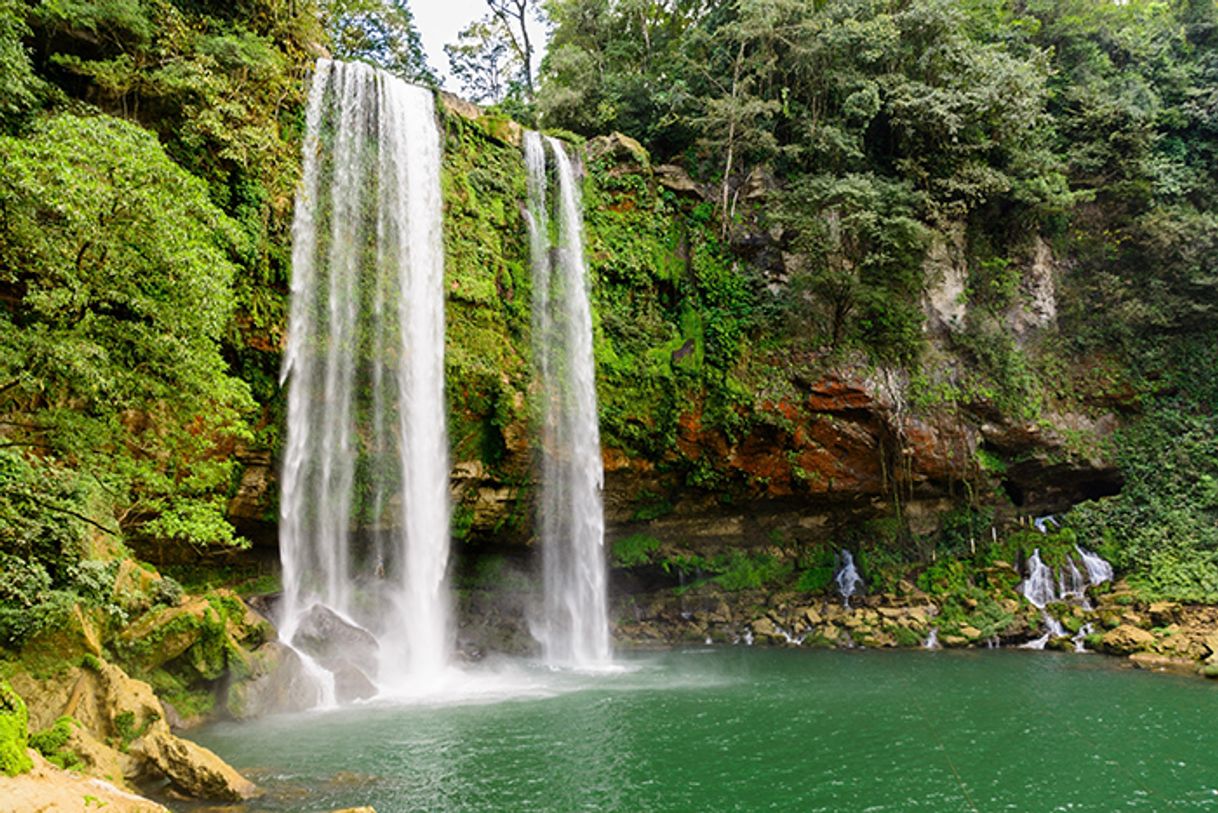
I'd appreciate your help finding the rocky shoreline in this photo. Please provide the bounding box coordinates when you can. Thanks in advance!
[609,579,1218,679]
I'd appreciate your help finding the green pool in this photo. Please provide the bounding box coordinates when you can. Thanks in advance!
[193,648,1217,812]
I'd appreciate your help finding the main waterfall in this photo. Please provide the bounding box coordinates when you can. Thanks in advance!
[525,132,612,667]
[279,59,451,700]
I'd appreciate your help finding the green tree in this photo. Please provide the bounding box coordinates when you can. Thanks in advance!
[0,114,253,549]
[0,0,41,127]
[445,14,524,104]
[322,0,436,83]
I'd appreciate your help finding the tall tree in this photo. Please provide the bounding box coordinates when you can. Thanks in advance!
[445,14,525,104]
[324,0,436,84]
[486,0,541,96]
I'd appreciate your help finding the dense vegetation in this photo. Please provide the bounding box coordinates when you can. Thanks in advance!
[530,0,1218,598]
[0,0,1216,671]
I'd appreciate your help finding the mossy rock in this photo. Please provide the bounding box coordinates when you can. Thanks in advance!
[0,679,32,776]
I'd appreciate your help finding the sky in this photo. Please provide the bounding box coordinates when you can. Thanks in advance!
[412,1,549,88]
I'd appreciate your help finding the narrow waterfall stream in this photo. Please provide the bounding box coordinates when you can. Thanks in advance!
[279,58,451,701]
[524,132,611,667]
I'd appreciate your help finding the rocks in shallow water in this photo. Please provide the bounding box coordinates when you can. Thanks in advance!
[132,730,256,801]
[1128,652,1199,675]
[1099,624,1157,655]
[332,662,378,703]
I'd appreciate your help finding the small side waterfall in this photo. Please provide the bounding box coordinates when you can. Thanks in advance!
[1077,546,1114,586]
[525,132,611,667]
[1019,545,1113,651]
[834,550,864,607]
[279,59,451,700]
[1021,549,1056,609]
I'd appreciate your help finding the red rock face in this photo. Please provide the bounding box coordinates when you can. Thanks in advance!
[228,368,1119,546]
[597,368,1119,523]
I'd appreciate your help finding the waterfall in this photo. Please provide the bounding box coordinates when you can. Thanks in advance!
[524,132,611,667]
[1019,546,1113,651]
[1020,549,1056,609]
[279,59,451,701]
[834,550,864,606]
[1076,546,1114,586]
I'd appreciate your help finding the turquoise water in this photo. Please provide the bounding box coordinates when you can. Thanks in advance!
[194,649,1218,812]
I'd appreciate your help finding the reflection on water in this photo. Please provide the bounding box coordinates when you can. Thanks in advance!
[193,649,1218,813]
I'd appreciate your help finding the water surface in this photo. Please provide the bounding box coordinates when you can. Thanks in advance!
[195,649,1218,812]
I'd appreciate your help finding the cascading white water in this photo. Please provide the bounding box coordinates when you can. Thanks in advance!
[1077,545,1114,586]
[1020,549,1057,609]
[1019,545,1113,651]
[279,59,451,701]
[834,550,864,606]
[524,131,611,667]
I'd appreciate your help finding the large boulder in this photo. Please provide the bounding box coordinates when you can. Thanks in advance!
[0,750,170,812]
[10,658,258,801]
[291,604,379,672]
[225,642,318,719]
[132,730,256,801]
[117,591,273,682]
[1099,624,1156,655]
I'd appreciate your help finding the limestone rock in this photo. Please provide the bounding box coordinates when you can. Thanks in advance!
[292,604,380,671]
[1100,624,1156,655]
[225,642,317,720]
[654,164,700,197]
[11,659,257,802]
[1128,652,1198,675]
[21,604,103,664]
[1148,601,1181,626]
[586,132,650,169]
[0,750,170,813]
[1204,633,1218,664]
[62,721,128,787]
[134,730,256,801]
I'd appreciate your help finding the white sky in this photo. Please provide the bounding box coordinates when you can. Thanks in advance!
[412,1,548,88]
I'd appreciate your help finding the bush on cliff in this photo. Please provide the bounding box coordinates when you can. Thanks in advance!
[0,679,32,776]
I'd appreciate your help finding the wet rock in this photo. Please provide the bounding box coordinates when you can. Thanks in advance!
[225,643,317,720]
[227,449,275,525]
[134,731,257,801]
[1128,652,1198,675]
[292,604,379,672]
[1100,624,1156,655]
[332,662,378,704]
[749,617,783,644]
